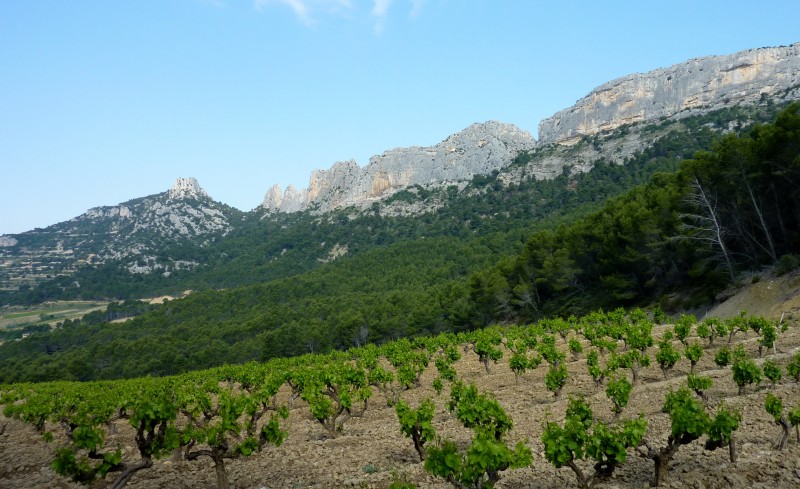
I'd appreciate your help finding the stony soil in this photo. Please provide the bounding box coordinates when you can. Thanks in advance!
[2,274,799,489]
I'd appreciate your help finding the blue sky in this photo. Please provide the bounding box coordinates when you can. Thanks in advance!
[1,1,798,235]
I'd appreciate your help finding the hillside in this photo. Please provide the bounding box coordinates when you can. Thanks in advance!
[0,102,798,383]
[538,42,800,145]
[0,104,783,308]
[0,178,243,301]
[1,306,799,488]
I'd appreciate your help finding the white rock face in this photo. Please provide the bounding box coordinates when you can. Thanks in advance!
[168,177,209,200]
[262,121,536,213]
[83,206,132,219]
[0,236,17,247]
[538,43,800,145]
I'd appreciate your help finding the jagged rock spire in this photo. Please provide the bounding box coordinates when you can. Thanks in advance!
[169,177,209,200]
[260,122,535,215]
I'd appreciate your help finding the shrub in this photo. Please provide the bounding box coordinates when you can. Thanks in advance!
[776,254,800,276]
[763,360,783,387]
[765,393,791,450]
[395,399,436,461]
[542,397,646,489]
[731,348,761,395]
[425,382,531,488]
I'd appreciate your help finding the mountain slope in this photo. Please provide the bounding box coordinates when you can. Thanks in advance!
[0,178,242,299]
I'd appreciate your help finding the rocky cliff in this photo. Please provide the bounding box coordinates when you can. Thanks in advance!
[262,121,536,214]
[262,43,800,214]
[538,43,800,145]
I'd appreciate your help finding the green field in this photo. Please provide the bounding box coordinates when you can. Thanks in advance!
[0,301,107,335]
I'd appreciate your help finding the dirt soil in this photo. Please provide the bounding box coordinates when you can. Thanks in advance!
[2,274,800,489]
[708,270,800,321]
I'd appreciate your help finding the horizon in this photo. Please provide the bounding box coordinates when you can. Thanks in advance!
[2,1,799,235]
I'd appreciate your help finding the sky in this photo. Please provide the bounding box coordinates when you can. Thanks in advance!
[1,1,799,235]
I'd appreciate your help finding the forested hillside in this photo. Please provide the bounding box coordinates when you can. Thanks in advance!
[466,103,800,322]
[0,104,797,383]
[0,105,769,307]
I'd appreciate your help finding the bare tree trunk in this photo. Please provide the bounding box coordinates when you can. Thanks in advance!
[776,417,791,450]
[770,183,788,247]
[640,439,681,487]
[741,167,777,263]
[411,430,427,461]
[682,178,735,282]
[213,454,230,489]
[566,460,591,489]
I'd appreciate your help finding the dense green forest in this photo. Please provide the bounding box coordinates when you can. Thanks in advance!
[0,104,797,383]
[465,103,800,322]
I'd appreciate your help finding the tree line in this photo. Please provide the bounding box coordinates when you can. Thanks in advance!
[0,104,796,383]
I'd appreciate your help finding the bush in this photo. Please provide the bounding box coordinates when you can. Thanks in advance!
[731,347,762,395]
[542,397,646,488]
[776,254,800,276]
[763,360,783,387]
[395,399,436,461]
[425,382,531,488]
[714,347,731,368]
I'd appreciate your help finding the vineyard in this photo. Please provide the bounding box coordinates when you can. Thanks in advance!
[2,308,800,488]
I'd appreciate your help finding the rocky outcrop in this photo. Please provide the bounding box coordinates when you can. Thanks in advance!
[83,205,132,220]
[74,178,226,240]
[262,184,308,213]
[262,43,800,213]
[538,43,800,145]
[0,237,18,247]
[262,121,535,214]
[168,177,209,200]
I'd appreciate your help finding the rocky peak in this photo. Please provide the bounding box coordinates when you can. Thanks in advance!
[538,43,800,145]
[261,121,535,214]
[262,184,308,213]
[168,177,209,200]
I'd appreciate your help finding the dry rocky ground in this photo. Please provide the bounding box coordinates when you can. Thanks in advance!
[1,272,799,489]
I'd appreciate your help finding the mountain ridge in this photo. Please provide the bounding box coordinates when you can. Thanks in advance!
[261,121,535,215]
[538,42,800,145]
[261,41,800,214]
[0,179,241,292]
[1,41,799,300]
[3,42,798,231]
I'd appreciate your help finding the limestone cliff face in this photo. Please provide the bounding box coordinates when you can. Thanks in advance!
[538,43,800,145]
[262,121,536,213]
